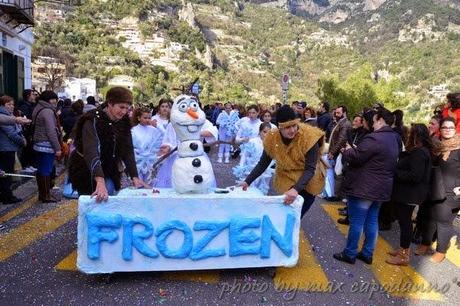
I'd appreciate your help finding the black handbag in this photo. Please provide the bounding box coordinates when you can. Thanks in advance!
[428,166,446,202]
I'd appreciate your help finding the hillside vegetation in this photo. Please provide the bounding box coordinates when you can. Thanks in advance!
[34,0,460,120]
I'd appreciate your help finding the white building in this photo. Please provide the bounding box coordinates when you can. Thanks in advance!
[0,0,34,100]
[57,77,97,101]
[108,75,135,90]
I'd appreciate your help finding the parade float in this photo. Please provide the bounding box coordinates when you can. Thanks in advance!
[77,95,303,274]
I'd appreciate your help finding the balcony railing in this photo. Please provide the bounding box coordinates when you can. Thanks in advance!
[0,0,34,25]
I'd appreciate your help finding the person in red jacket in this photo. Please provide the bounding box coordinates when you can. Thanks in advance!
[442,92,460,133]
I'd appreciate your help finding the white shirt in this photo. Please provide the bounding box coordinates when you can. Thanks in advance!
[235,117,262,144]
[152,114,170,134]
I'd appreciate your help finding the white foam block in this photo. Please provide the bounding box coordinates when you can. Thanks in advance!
[77,188,303,274]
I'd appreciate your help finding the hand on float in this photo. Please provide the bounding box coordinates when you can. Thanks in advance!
[283,188,298,205]
[133,177,149,189]
[151,119,157,127]
[92,177,109,203]
[238,181,249,191]
[327,153,334,160]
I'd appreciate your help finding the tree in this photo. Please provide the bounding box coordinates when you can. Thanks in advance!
[33,46,75,91]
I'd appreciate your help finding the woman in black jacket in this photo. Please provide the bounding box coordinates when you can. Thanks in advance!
[416,117,460,263]
[386,124,433,266]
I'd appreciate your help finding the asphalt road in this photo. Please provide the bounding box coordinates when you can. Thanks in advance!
[1,145,459,305]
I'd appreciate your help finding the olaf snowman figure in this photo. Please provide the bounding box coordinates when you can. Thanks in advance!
[170,95,215,194]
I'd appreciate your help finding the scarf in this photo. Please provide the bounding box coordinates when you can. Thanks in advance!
[439,135,460,161]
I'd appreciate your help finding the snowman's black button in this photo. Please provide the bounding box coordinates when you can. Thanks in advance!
[192,158,201,167]
[194,175,203,183]
[190,142,198,151]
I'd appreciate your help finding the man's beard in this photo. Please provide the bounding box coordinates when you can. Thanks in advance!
[335,115,344,121]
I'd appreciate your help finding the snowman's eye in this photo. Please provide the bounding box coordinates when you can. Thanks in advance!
[189,102,198,111]
[178,102,188,112]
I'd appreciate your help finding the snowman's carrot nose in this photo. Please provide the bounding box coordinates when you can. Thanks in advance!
[187,108,199,119]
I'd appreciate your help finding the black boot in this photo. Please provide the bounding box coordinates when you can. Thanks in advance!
[36,175,58,203]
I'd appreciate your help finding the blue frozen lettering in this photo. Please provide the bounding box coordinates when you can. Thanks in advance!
[86,215,296,260]
[260,214,295,258]
[229,218,261,257]
[122,217,158,261]
[156,220,193,259]
[86,214,122,259]
[190,221,229,260]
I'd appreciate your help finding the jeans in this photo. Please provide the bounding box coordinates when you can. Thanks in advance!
[344,197,382,258]
[35,151,55,176]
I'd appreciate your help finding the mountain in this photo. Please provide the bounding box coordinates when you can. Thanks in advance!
[33,0,460,120]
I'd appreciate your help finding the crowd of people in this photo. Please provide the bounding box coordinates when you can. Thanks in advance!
[0,87,459,267]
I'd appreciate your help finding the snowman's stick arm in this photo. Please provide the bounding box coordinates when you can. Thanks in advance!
[151,147,178,170]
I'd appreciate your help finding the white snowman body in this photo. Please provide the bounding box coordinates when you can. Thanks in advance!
[170,95,215,194]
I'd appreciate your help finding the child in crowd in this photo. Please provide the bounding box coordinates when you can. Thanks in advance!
[151,98,172,134]
[233,122,274,195]
[131,107,163,186]
[216,102,239,163]
[235,105,262,166]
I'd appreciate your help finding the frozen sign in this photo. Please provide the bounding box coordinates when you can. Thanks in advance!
[77,188,303,274]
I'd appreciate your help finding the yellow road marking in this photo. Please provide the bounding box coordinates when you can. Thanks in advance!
[0,195,38,223]
[322,204,443,301]
[55,250,77,271]
[0,173,65,223]
[433,237,460,267]
[0,200,77,261]
[274,232,330,291]
[56,250,220,284]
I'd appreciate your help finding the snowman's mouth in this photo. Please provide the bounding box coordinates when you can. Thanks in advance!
[187,125,199,133]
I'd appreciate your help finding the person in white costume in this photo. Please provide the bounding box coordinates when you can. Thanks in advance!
[216,102,239,163]
[154,97,218,190]
[131,107,164,186]
[259,109,277,130]
[235,105,262,167]
[233,122,274,195]
[151,98,172,134]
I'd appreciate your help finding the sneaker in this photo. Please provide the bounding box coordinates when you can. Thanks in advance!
[217,157,223,163]
[333,252,355,264]
[357,252,373,265]
[224,157,230,164]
